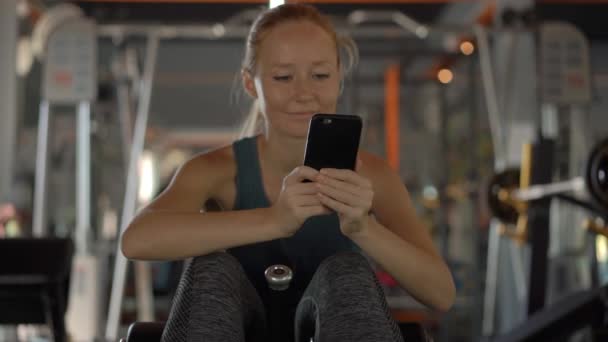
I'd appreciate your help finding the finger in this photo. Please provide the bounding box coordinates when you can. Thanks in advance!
[291,194,324,207]
[319,168,372,188]
[317,192,357,216]
[317,174,364,197]
[289,182,321,195]
[356,158,363,171]
[317,183,368,207]
[285,166,320,186]
[300,205,332,218]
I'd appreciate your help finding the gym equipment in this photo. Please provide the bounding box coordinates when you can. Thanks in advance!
[0,238,74,342]
[486,138,608,341]
[265,264,293,291]
[488,138,608,227]
[29,5,102,340]
[586,139,608,210]
[119,322,165,342]
[480,19,598,338]
[106,33,160,341]
[583,217,608,238]
[494,283,608,342]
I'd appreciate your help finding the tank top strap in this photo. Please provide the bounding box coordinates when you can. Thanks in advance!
[232,135,270,210]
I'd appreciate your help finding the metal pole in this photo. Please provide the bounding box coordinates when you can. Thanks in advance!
[105,33,159,340]
[0,0,18,204]
[0,1,19,340]
[33,101,51,237]
[76,101,91,254]
[475,24,510,338]
[483,221,501,336]
[469,55,482,341]
[135,261,155,322]
[474,25,506,171]
[116,74,134,164]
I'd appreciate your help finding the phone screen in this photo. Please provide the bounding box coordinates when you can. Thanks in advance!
[303,114,362,171]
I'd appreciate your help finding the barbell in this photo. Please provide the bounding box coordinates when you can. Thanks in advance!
[488,138,608,228]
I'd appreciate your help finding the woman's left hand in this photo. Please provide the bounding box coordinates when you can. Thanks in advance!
[315,161,374,237]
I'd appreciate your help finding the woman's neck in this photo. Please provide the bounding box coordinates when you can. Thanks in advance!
[257,130,307,177]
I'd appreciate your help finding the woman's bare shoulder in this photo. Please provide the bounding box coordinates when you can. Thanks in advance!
[144,143,237,212]
[181,143,237,186]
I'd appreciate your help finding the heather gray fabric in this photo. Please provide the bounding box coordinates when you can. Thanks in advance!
[295,251,404,342]
[161,252,267,342]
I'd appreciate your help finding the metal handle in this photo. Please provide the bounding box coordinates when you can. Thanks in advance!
[265,264,293,291]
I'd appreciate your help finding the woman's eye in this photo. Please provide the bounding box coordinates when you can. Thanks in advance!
[313,73,330,80]
[273,75,292,82]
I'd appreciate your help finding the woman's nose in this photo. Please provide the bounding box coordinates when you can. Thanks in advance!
[294,78,315,100]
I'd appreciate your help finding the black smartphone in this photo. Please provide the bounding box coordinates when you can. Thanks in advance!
[303,113,362,171]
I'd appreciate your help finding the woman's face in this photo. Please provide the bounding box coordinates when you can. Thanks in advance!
[245,20,341,138]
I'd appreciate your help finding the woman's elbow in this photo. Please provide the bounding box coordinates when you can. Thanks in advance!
[435,273,456,313]
[120,224,140,259]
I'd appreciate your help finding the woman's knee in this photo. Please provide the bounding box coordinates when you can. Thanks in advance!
[317,251,375,282]
[189,251,241,273]
[185,252,247,291]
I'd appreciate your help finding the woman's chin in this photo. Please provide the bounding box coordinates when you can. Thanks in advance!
[282,123,310,139]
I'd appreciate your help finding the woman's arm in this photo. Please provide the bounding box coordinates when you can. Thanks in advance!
[316,153,455,312]
[122,207,282,261]
[122,151,327,261]
[122,152,282,260]
[349,213,455,313]
[355,156,455,312]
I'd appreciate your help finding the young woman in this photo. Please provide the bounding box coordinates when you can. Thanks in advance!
[122,4,455,341]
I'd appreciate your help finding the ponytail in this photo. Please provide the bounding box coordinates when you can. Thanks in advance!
[238,99,264,138]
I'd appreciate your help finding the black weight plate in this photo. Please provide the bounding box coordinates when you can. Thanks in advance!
[488,168,520,224]
[586,138,608,211]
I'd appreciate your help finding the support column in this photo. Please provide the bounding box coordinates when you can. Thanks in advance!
[0,0,18,202]
[0,3,19,340]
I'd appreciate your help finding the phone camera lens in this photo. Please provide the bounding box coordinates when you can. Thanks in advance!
[323,118,332,124]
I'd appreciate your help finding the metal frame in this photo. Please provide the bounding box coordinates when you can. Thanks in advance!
[526,139,555,315]
[105,33,160,341]
[495,283,608,342]
[33,101,51,237]
[76,101,92,254]
[0,0,18,204]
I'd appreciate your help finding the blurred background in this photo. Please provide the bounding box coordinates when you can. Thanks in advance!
[1,0,608,341]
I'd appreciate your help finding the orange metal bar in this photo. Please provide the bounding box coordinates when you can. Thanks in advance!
[384,64,400,172]
[475,1,496,27]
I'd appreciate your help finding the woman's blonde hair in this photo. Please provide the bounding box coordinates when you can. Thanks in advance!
[238,3,359,138]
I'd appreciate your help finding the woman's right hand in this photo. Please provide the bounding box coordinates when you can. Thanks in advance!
[270,166,330,237]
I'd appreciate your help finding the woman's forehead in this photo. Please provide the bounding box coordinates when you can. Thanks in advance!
[258,21,337,66]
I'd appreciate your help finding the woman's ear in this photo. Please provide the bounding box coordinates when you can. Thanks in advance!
[242,69,258,99]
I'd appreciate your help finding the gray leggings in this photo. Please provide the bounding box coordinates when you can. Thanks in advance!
[161,251,404,342]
